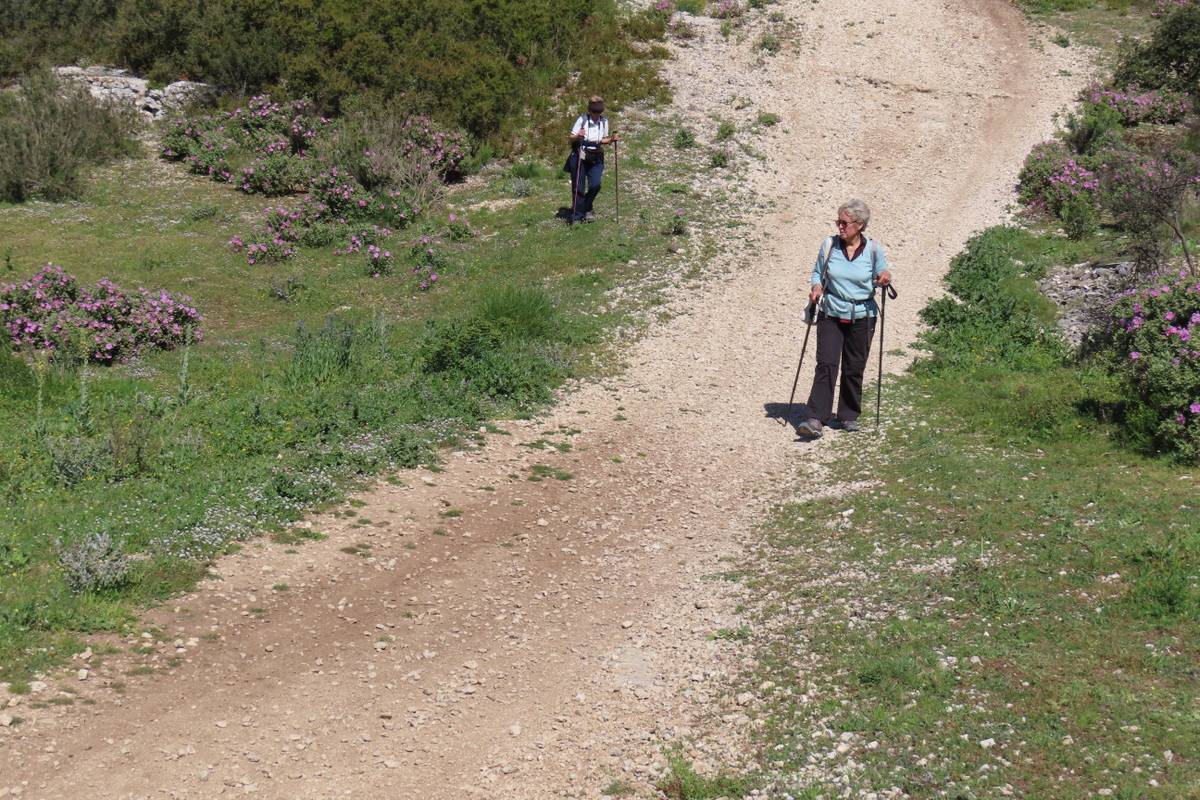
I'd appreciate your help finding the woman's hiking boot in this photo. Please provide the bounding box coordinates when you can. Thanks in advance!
[797,418,823,438]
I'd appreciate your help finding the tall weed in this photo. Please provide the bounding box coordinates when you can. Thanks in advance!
[0,71,140,202]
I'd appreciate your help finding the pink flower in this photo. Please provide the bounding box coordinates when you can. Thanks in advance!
[1129,351,1141,360]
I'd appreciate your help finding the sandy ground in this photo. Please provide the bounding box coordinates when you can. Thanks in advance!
[0,1,1085,797]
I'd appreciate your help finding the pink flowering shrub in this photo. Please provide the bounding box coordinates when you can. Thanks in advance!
[336,226,393,256]
[386,116,468,180]
[162,95,461,272]
[161,95,324,192]
[1082,85,1193,126]
[409,236,444,291]
[1017,141,1073,218]
[711,1,744,18]
[446,213,473,242]
[1046,159,1100,212]
[0,265,202,363]
[238,150,310,196]
[363,244,395,277]
[1108,271,1200,461]
[1098,148,1200,271]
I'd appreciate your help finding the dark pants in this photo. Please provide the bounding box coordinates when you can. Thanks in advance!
[806,313,876,423]
[568,153,604,221]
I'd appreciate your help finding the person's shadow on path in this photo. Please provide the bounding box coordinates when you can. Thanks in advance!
[763,402,819,440]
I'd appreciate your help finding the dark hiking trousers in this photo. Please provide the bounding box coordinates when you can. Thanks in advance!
[806,313,876,423]
[568,153,604,221]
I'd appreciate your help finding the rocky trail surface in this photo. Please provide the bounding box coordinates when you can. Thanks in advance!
[0,1,1082,797]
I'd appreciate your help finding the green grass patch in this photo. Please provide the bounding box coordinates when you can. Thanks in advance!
[716,224,1200,795]
[658,754,755,799]
[0,113,713,679]
[527,463,574,482]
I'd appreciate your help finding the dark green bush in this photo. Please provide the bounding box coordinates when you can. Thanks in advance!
[1061,102,1122,156]
[2,0,666,149]
[916,227,1067,373]
[1061,194,1099,240]
[1114,5,1200,99]
[0,0,115,78]
[0,71,140,202]
[419,286,571,409]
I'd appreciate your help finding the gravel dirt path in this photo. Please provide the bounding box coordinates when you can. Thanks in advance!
[0,2,1083,797]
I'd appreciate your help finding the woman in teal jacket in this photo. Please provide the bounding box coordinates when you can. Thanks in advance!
[797,199,893,437]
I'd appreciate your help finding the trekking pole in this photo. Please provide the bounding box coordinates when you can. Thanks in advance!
[570,146,584,223]
[784,301,818,426]
[613,139,620,224]
[875,283,898,432]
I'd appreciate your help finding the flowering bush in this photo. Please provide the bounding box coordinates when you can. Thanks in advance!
[446,213,473,241]
[388,116,468,180]
[409,236,443,291]
[1016,141,1072,218]
[337,225,393,255]
[1098,147,1200,271]
[1082,85,1193,126]
[226,96,324,152]
[0,264,202,363]
[162,95,462,275]
[238,151,310,196]
[306,167,374,219]
[1047,158,1100,213]
[161,94,326,192]
[1107,271,1200,461]
[363,245,395,277]
[711,1,744,18]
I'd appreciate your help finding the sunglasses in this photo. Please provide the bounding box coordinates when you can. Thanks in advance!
[835,219,860,228]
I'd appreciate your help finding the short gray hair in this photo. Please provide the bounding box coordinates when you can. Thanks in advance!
[839,199,871,229]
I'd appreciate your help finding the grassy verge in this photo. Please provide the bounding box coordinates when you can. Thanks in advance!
[0,113,737,681]
[703,227,1199,798]
[1015,0,1159,51]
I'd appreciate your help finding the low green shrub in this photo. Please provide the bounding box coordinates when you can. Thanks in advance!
[1114,4,1200,100]
[1061,193,1099,240]
[1061,101,1123,155]
[0,71,140,202]
[916,227,1067,373]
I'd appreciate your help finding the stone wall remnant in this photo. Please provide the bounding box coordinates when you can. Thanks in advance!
[53,66,213,119]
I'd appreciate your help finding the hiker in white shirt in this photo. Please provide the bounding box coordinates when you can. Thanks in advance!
[565,95,619,223]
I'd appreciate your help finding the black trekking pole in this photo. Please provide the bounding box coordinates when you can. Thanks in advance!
[613,139,619,225]
[784,300,818,427]
[570,146,584,223]
[875,282,898,432]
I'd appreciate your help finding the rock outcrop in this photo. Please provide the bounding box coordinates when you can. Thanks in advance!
[53,66,213,118]
[1040,260,1134,348]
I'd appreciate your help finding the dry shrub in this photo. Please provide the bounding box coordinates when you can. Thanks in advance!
[0,70,140,202]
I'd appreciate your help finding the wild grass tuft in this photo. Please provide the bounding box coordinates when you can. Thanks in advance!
[0,71,139,203]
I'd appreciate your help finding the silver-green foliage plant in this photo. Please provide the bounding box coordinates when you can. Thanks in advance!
[57,532,131,594]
